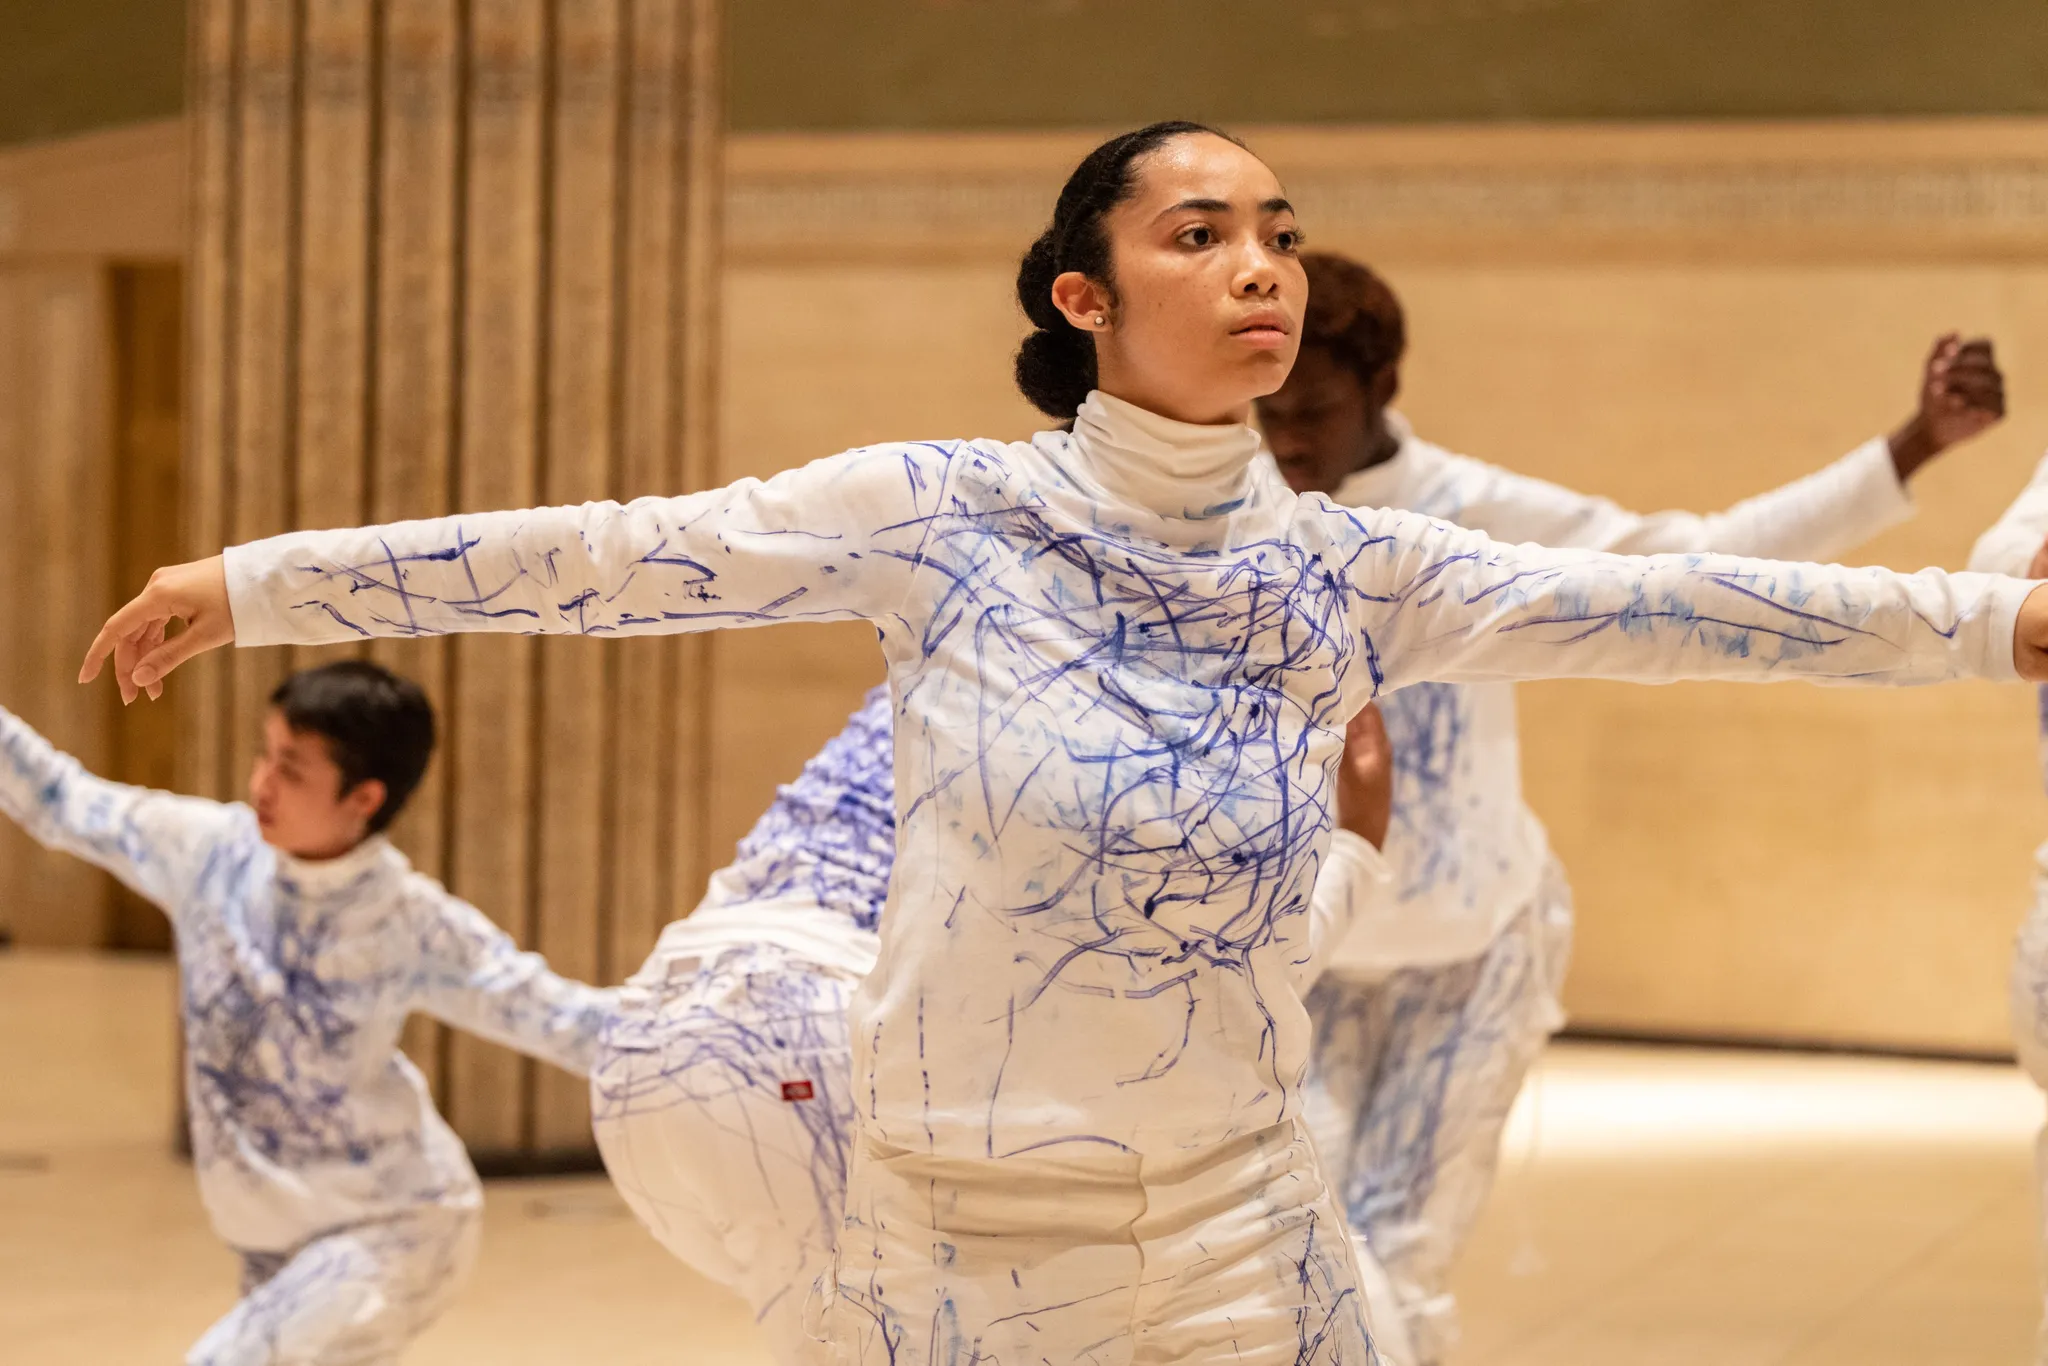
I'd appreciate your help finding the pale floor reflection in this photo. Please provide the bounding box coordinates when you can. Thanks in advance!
[1,950,2039,1364]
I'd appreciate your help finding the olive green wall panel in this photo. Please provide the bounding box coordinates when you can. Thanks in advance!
[0,1,186,149]
[10,1,2048,151]
[730,0,2048,131]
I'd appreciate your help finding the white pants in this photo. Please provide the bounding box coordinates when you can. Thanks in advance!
[817,1119,1382,1366]
[186,1207,479,1366]
[1303,861,1573,1366]
[591,943,859,1366]
[2011,840,2048,1366]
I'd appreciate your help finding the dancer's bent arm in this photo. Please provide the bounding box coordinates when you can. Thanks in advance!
[411,887,618,1077]
[1442,336,2003,562]
[1336,504,2048,690]
[1971,448,2048,579]
[1303,704,1395,979]
[0,702,230,916]
[1443,440,1909,563]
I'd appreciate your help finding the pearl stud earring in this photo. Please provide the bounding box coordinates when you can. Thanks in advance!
[1092,314,1107,327]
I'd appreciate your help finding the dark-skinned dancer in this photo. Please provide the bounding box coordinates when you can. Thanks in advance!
[1256,250,2006,1366]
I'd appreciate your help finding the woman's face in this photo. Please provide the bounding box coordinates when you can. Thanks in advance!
[1053,133,1306,426]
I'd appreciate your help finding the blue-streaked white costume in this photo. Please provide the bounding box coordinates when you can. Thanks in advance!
[1967,449,2048,1366]
[1305,418,1915,1363]
[219,391,2026,1366]
[591,684,891,1366]
[593,683,1390,1366]
[0,705,614,1366]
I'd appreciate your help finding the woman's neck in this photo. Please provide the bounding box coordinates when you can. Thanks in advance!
[1350,424,1403,477]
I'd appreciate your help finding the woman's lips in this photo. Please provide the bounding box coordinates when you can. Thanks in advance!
[1233,324,1291,350]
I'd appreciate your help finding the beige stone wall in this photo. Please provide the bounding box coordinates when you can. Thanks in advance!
[719,119,2048,1054]
[11,111,2046,1056]
[0,121,187,950]
[181,0,723,1159]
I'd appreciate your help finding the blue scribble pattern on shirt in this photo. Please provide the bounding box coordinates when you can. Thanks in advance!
[223,432,2020,1165]
[0,704,615,1253]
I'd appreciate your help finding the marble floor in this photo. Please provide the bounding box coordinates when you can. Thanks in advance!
[1,950,2041,1364]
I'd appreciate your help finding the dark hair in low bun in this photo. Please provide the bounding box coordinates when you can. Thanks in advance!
[1013,120,1244,421]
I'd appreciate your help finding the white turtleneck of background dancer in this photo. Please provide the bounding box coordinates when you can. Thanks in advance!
[1967,451,2048,1366]
[0,661,614,1366]
[84,122,2048,1366]
[1253,252,2008,1366]
[589,691,1394,1366]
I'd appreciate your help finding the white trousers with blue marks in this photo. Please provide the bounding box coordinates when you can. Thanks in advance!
[818,1118,1382,1366]
[186,1207,478,1366]
[1303,860,1573,1366]
[591,942,860,1366]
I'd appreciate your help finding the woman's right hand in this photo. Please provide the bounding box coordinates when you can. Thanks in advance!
[79,556,234,703]
[1335,703,1394,850]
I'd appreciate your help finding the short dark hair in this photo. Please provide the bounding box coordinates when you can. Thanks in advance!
[1014,120,1248,421]
[1300,251,1407,388]
[269,661,436,835]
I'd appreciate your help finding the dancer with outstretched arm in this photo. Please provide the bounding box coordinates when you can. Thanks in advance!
[1255,250,2006,1366]
[588,691,1394,1366]
[1,662,613,1366]
[83,122,2048,1365]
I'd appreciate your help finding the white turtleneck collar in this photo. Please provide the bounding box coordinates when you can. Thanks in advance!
[272,832,401,897]
[1067,390,1263,521]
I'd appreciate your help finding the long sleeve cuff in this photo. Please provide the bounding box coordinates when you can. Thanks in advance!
[224,537,352,649]
[1837,435,1916,532]
[1325,828,1393,888]
[1977,574,2036,684]
[1302,828,1396,986]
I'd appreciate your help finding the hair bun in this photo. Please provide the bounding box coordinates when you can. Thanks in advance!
[1014,230,1066,332]
[1015,326,1095,421]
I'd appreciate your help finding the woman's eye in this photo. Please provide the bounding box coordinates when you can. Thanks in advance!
[1178,225,1216,248]
[1273,229,1303,253]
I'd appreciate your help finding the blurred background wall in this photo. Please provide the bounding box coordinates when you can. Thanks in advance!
[4,1,2048,1160]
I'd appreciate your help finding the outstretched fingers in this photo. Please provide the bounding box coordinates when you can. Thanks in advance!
[80,597,166,697]
[131,618,226,695]
[81,557,236,700]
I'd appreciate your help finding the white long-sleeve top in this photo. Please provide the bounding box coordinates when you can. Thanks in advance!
[1970,447,2048,792]
[222,391,2023,1159]
[1971,449,2048,581]
[1318,417,1918,971]
[625,681,1391,1001]
[0,705,615,1252]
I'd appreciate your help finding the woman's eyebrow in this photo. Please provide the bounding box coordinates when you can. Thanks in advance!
[1155,196,1232,219]
[1153,195,1295,221]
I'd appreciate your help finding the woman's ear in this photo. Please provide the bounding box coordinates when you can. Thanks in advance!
[1050,271,1113,332]
[1368,360,1401,411]
[342,777,388,832]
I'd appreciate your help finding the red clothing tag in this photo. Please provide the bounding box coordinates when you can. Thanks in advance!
[780,1080,815,1102]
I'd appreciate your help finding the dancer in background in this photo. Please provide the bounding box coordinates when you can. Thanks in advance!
[82,122,2048,1366]
[0,661,613,1366]
[1968,448,2048,1366]
[590,693,1393,1365]
[1255,250,2007,1365]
